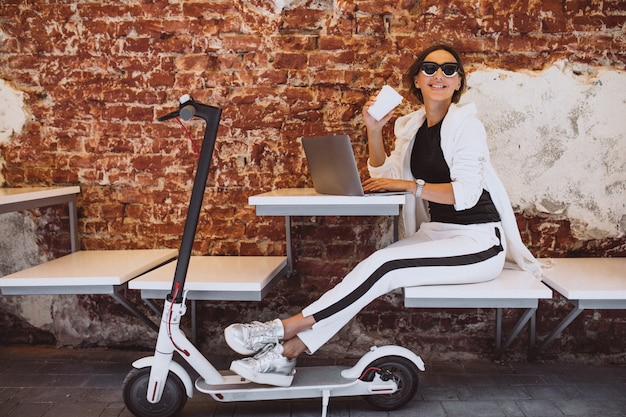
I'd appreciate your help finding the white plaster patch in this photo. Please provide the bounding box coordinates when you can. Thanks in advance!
[0,213,45,276]
[0,213,54,332]
[463,62,626,238]
[273,0,294,11]
[0,80,27,145]
[272,0,329,13]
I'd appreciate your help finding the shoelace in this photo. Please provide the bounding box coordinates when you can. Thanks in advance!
[253,343,278,361]
[245,322,279,345]
[247,321,274,335]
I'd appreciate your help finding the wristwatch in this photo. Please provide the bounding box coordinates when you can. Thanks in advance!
[414,179,425,198]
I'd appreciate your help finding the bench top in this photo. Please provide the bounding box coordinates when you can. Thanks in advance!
[128,255,287,294]
[0,186,81,205]
[404,268,552,308]
[541,258,626,300]
[0,249,177,294]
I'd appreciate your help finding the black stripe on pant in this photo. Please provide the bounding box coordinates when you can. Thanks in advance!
[312,228,504,322]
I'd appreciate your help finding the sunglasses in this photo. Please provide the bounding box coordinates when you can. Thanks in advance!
[420,62,459,77]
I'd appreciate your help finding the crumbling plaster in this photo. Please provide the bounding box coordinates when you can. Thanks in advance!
[0,80,25,145]
[463,61,625,239]
[0,79,26,186]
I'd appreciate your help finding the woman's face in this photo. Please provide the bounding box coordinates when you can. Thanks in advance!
[414,49,462,105]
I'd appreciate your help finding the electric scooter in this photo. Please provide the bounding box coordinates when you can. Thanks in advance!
[122,96,426,417]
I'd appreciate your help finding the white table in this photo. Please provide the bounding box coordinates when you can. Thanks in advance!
[0,249,178,330]
[0,186,81,252]
[405,269,552,355]
[538,257,626,351]
[249,188,406,216]
[249,188,406,274]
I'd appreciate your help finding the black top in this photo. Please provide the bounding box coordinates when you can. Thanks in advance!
[410,120,501,225]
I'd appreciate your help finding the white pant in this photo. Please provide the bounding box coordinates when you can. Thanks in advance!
[297,222,506,354]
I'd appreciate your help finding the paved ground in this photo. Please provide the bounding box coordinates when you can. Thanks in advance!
[0,346,625,417]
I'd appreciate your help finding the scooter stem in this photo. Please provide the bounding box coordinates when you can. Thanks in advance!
[165,99,222,303]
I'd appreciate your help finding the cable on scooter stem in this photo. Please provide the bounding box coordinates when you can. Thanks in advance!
[158,95,222,304]
[167,282,190,356]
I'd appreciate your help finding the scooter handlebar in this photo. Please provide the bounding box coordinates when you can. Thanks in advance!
[157,110,180,122]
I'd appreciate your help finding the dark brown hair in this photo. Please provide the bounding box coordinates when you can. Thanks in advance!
[405,44,467,104]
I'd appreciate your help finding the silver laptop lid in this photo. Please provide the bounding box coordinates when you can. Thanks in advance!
[301,134,364,196]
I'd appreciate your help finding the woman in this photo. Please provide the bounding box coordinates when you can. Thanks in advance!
[225,44,541,387]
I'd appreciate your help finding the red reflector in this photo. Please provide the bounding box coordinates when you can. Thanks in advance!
[151,381,159,401]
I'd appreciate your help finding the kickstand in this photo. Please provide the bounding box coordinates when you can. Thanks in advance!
[321,389,330,417]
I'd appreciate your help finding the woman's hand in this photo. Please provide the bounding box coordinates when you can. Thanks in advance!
[362,177,415,194]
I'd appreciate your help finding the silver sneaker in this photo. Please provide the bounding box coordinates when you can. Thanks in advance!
[230,343,296,387]
[224,319,284,355]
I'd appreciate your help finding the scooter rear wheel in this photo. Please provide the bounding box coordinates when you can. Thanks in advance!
[361,355,420,411]
[122,367,187,417]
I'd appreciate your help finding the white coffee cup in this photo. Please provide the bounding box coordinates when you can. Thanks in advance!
[367,85,403,121]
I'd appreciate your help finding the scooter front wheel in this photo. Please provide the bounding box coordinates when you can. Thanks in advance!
[123,367,187,417]
[361,355,420,411]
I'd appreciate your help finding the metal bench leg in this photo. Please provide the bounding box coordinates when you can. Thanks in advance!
[495,308,502,351]
[141,298,162,317]
[285,215,293,276]
[538,301,584,352]
[502,308,536,351]
[495,308,537,357]
[529,312,536,350]
[111,291,159,332]
[68,198,79,253]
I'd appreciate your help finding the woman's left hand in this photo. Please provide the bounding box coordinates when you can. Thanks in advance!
[362,177,415,194]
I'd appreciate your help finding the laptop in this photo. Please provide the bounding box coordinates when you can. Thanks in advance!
[302,134,409,196]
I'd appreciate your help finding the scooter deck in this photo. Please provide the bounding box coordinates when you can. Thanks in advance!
[196,365,382,402]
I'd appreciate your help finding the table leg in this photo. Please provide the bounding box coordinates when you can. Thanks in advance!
[68,198,79,252]
[393,215,399,242]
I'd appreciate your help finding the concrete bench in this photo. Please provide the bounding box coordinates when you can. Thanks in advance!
[404,268,553,356]
[0,249,178,330]
[128,255,288,342]
[538,257,626,352]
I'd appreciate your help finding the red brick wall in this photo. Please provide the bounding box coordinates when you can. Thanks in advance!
[1,1,624,359]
